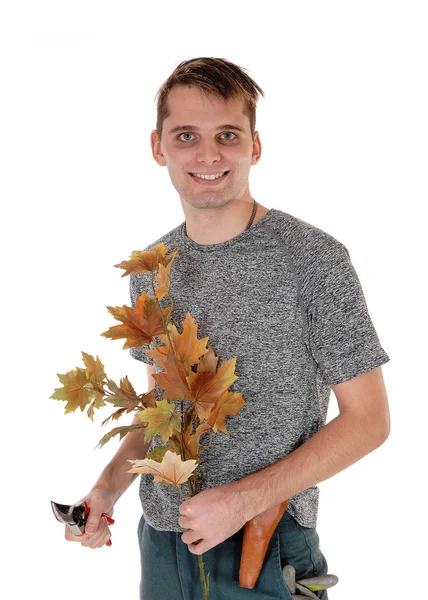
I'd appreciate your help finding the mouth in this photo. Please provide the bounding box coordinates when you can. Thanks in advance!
[189,170,230,185]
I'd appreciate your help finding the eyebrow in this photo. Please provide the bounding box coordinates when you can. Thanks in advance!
[168,124,246,134]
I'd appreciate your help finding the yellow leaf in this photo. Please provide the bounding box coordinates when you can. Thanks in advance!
[137,399,181,444]
[50,366,92,414]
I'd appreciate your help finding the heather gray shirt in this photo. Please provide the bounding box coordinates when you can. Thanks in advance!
[129,207,390,532]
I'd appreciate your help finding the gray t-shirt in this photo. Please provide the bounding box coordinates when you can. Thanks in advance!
[129,207,390,532]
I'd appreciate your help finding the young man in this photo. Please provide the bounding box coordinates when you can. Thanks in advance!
[64,57,391,599]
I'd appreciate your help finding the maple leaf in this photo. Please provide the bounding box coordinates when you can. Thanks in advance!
[183,418,211,460]
[153,251,179,300]
[50,366,93,414]
[145,435,182,461]
[100,293,171,350]
[208,390,246,434]
[146,445,171,461]
[101,407,128,426]
[96,423,146,449]
[103,375,152,410]
[150,352,193,402]
[136,399,181,444]
[127,450,197,486]
[113,244,179,277]
[150,313,210,366]
[81,351,106,385]
[185,346,240,421]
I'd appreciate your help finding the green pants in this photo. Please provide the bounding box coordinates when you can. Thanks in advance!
[137,509,329,599]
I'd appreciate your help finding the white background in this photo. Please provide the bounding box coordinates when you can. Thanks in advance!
[1,1,426,599]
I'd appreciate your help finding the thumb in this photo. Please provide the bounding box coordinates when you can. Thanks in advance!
[85,509,102,536]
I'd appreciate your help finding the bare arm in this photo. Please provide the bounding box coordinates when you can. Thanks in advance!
[90,363,157,503]
[64,364,157,546]
[230,366,390,521]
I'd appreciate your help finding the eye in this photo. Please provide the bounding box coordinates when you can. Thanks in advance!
[178,132,195,142]
[220,132,237,141]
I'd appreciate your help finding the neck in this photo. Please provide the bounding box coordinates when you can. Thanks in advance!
[182,199,270,245]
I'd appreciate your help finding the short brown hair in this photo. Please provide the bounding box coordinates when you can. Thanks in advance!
[154,57,265,142]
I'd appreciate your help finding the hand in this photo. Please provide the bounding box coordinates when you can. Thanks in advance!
[64,488,115,549]
[178,483,246,555]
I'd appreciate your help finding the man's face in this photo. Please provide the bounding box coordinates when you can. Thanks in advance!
[151,85,261,210]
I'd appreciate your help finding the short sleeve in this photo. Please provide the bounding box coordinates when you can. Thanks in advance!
[128,273,155,365]
[307,243,390,386]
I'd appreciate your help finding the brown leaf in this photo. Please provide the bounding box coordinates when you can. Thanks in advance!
[182,419,212,460]
[103,376,142,411]
[150,353,193,402]
[96,423,146,448]
[101,407,128,426]
[113,243,178,277]
[155,256,177,301]
[81,352,106,385]
[100,293,171,350]
[209,390,246,434]
[186,346,240,421]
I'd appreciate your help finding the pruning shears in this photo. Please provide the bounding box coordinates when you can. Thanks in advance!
[51,500,115,546]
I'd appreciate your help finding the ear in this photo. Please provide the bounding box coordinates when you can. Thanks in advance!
[150,129,167,166]
[251,131,262,166]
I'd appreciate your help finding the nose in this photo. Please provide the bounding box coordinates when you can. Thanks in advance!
[195,137,222,165]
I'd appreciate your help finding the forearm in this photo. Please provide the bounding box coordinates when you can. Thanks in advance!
[90,417,151,504]
[229,412,389,521]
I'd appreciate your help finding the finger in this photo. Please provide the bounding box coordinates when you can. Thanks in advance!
[83,518,111,546]
[65,526,91,543]
[81,526,111,548]
[188,538,209,555]
[102,513,115,526]
[181,529,203,545]
[85,510,103,536]
[178,515,191,528]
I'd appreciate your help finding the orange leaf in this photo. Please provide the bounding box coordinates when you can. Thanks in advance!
[150,353,193,402]
[114,244,178,277]
[186,346,240,421]
[208,390,246,434]
[182,419,210,460]
[169,313,210,364]
[155,260,174,301]
[100,293,171,350]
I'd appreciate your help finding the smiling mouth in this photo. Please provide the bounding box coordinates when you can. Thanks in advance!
[189,170,229,181]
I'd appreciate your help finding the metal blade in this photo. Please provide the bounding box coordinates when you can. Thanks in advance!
[51,501,71,523]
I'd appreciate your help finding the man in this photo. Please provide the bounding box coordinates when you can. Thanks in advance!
[64,57,391,599]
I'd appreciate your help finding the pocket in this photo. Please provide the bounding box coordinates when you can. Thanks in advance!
[277,520,329,599]
[271,531,294,600]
